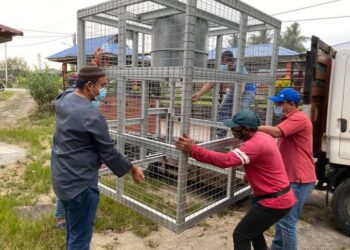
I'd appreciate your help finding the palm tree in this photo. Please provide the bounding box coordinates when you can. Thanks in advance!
[280,22,309,52]
[248,30,273,45]
[227,33,239,48]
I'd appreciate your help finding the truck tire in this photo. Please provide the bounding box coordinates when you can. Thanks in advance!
[331,178,350,236]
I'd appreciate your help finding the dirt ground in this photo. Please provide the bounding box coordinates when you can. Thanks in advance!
[0,91,35,128]
[90,190,350,250]
[1,92,349,250]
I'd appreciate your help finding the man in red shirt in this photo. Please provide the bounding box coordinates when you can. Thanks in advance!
[258,88,316,250]
[176,111,296,250]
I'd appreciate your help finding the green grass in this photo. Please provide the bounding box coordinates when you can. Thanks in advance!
[0,111,66,249]
[0,196,66,250]
[100,173,206,219]
[0,111,55,196]
[100,174,178,217]
[0,91,15,101]
[0,110,159,249]
[96,195,158,238]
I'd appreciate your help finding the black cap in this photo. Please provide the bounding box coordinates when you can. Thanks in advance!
[78,64,105,81]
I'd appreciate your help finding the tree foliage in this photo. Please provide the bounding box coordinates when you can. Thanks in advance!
[280,22,309,52]
[26,67,61,110]
[248,30,273,45]
[0,57,30,85]
[227,33,239,48]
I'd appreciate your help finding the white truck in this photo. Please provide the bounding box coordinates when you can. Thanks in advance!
[301,36,350,236]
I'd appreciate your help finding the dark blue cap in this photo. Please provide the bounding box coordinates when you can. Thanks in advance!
[223,111,261,129]
[269,88,300,104]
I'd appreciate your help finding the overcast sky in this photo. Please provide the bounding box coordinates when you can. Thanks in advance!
[1,0,350,68]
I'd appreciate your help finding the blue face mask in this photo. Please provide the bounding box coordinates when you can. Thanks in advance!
[92,100,100,108]
[94,87,107,102]
[273,105,285,118]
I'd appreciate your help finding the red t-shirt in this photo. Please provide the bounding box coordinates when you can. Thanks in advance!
[91,59,101,67]
[191,132,296,209]
[277,110,317,183]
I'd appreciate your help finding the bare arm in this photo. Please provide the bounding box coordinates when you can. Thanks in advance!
[192,83,214,101]
[175,134,242,168]
[258,125,283,138]
[240,83,245,95]
[91,48,103,66]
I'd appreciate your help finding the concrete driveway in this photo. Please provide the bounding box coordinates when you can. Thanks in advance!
[3,87,27,93]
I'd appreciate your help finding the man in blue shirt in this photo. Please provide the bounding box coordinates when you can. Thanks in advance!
[192,50,256,138]
[51,64,144,250]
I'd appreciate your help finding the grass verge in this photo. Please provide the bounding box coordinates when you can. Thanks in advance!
[0,110,158,249]
[0,91,16,101]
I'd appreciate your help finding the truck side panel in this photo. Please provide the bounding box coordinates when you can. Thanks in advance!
[326,50,350,164]
[340,53,350,159]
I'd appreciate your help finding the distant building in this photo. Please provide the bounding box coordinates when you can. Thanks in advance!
[47,35,151,88]
[0,24,23,43]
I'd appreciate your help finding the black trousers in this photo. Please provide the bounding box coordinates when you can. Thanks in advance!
[233,203,291,250]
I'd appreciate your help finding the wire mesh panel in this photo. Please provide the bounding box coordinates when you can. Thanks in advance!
[77,0,281,233]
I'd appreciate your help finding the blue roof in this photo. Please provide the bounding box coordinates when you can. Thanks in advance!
[49,37,298,61]
[208,43,299,60]
[48,35,133,59]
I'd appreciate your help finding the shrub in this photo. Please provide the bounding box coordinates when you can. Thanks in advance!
[17,76,28,88]
[26,69,61,110]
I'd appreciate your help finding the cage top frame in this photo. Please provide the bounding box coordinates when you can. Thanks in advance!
[77,0,281,37]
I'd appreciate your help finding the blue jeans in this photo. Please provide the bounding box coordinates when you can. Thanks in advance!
[241,89,256,112]
[272,182,315,250]
[62,188,100,250]
[216,87,256,138]
[55,198,65,218]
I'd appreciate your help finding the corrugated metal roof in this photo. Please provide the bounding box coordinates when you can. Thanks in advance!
[49,36,298,62]
[0,24,23,43]
[208,43,299,60]
[0,24,23,36]
[48,35,133,60]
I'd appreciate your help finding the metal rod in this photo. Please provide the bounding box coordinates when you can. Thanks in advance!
[4,43,8,87]
[77,18,86,69]
[167,81,176,143]
[266,28,280,125]
[232,12,248,114]
[176,0,197,230]
[116,5,128,196]
[211,35,223,139]
[140,79,149,164]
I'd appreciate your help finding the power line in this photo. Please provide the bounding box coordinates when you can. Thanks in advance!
[272,0,342,16]
[283,15,350,23]
[16,35,72,39]
[17,29,72,35]
[8,36,71,47]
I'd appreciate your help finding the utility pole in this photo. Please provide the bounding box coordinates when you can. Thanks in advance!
[4,43,8,87]
[73,32,77,46]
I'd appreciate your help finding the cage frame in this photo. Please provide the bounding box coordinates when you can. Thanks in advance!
[77,0,281,233]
